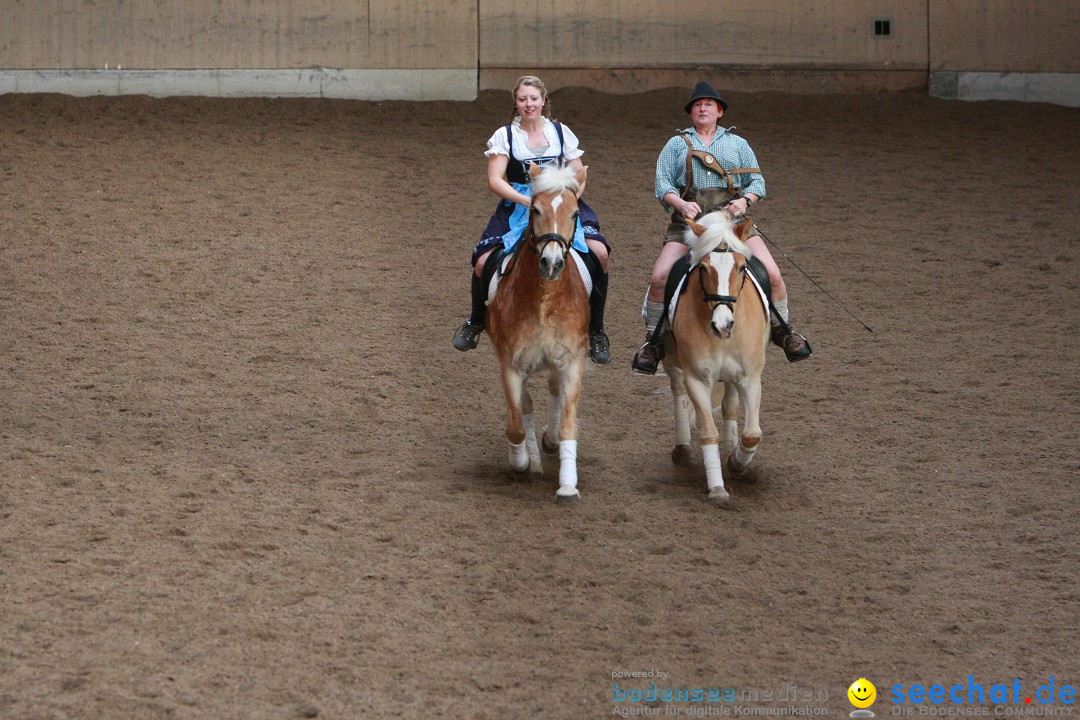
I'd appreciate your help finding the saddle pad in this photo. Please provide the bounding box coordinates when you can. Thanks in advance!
[488,248,592,304]
[667,253,769,326]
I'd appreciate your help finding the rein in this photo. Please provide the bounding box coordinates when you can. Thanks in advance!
[499,234,527,277]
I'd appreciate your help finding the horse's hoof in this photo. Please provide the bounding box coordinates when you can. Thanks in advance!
[671,444,693,467]
[708,488,733,508]
[555,488,580,505]
[726,458,747,476]
[541,433,559,455]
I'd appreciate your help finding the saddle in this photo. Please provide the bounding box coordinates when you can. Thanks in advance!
[483,240,600,304]
[648,242,772,348]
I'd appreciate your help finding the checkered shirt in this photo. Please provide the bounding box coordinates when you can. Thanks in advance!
[654,126,766,209]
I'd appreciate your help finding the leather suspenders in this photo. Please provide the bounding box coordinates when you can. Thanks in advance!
[678,132,759,198]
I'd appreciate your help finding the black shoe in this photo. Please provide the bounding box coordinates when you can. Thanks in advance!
[782,332,812,362]
[631,341,663,375]
[771,324,812,362]
[453,321,483,351]
[589,331,611,364]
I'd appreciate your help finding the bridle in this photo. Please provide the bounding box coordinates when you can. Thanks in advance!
[697,249,747,311]
[528,201,577,261]
[530,229,572,260]
[499,187,577,278]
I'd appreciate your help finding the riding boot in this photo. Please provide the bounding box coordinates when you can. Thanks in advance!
[631,300,666,375]
[770,298,812,362]
[452,273,486,351]
[588,271,611,364]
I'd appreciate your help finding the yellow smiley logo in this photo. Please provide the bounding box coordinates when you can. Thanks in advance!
[848,678,877,708]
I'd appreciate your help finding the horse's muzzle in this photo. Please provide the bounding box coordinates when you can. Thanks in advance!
[711,319,734,339]
[539,255,565,280]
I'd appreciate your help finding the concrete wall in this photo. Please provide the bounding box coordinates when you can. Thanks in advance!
[1,0,477,68]
[479,0,929,93]
[927,0,1080,105]
[1,1,1077,103]
[929,0,1080,72]
[0,0,478,100]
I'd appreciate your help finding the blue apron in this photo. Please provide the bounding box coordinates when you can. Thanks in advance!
[472,122,604,266]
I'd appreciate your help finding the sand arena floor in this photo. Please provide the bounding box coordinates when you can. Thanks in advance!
[1,88,1078,718]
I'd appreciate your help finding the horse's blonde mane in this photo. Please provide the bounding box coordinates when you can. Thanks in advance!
[684,211,754,265]
[530,164,581,196]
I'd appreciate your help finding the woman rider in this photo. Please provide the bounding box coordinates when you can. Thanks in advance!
[631,81,812,374]
[452,75,611,364]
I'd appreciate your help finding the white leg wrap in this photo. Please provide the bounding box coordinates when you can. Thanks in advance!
[774,297,790,323]
[674,395,693,446]
[523,413,541,467]
[557,440,579,492]
[735,442,757,469]
[702,443,724,492]
[508,440,529,471]
[724,420,739,456]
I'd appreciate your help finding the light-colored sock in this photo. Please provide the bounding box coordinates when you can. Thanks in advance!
[774,297,790,324]
[643,299,665,339]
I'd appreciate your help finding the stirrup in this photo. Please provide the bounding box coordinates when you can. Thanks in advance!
[452,321,483,351]
[781,330,812,362]
[589,331,611,364]
[631,341,663,375]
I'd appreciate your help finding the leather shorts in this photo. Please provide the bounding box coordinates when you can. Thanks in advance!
[663,187,760,245]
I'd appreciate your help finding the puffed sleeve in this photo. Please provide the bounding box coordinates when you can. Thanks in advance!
[484,126,511,158]
[559,123,585,162]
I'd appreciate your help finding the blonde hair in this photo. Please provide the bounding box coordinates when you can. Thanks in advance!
[510,75,554,121]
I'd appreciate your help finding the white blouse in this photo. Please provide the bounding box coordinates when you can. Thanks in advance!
[484,117,585,163]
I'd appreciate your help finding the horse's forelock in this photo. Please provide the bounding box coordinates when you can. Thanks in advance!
[685,211,752,265]
[530,165,580,196]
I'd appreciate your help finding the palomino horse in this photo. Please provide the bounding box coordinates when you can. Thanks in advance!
[485,163,591,503]
[661,211,769,506]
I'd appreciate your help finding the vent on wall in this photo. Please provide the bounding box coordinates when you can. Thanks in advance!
[872,17,893,37]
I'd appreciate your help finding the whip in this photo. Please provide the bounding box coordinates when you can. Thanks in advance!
[753,223,874,334]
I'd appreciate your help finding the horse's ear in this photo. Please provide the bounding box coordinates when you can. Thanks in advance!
[575,166,588,197]
[687,218,707,237]
[528,163,543,180]
[734,218,755,242]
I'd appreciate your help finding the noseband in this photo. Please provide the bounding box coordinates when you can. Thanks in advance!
[530,231,572,260]
[698,250,746,310]
[499,223,572,279]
